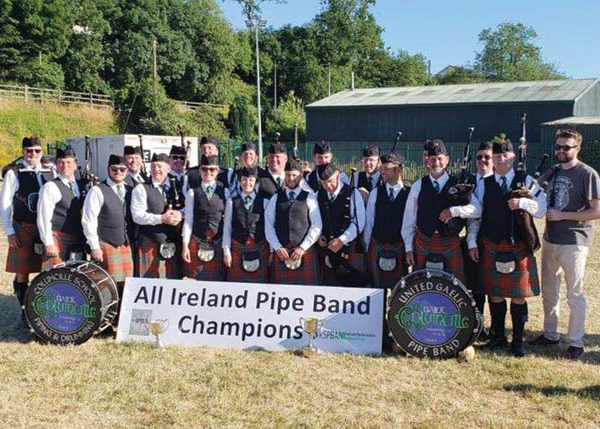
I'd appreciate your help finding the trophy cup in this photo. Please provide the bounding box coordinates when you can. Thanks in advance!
[149,319,169,348]
[299,317,323,353]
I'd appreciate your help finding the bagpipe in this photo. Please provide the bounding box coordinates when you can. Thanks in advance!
[80,135,100,198]
[446,127,475,206]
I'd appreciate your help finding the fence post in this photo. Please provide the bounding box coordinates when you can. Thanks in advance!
[90,92,93,106]
[24,85,28,103]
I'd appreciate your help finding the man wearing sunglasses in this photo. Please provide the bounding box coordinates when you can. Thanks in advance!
[303,140,349,192]
[464,141,495,341]
[82,155,133,320]
[529,129,600,360]
[1,136,54,320]
[37,147,86,270]
[168,145,187,189]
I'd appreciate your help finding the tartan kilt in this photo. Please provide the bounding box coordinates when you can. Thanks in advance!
[367,239,407,289]
[138,234,181,279]
[480,237,540,299]
[320,240,367,287]
[6,222,42,274]
[182,235,225,281]
[414,230,465,284]
[271,245,320,286]
[460,237,484,295]
[226,239,270,283]
[98,241,133,283]
[42,231,84,271]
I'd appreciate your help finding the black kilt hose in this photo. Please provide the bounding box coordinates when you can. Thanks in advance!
[414,230,465,284]
[271,245,321,286]
[6,222,43,274]
[480,237,540,299]
[138,234,181,279]
[319,241,367,287]
[367,239,407,289]
[226,238,270,283]
[182,235,225,281]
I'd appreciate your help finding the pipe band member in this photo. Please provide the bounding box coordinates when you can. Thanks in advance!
[168,145,188,192]
[1,136,54,319]
[364,151,410,289]
[353,144,381,204]
[131,152,183,279]
[124,145,148,187]
[230,142,259,197]
[303,140,348,192]
[402,139,480,283]
[470,139,546,357]
[265,159,322,285]
[82,154,133,323]
[182,155,230,281]
[316,162,367,286]
[529,129,600,360]
[37,147,86,271]
[187,136,233,191]
[223,166,270,283]
[257,141,287,198]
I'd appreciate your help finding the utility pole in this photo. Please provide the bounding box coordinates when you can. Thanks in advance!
[328,64,331,96]
[274,63,277,110]
[153,39,158,103]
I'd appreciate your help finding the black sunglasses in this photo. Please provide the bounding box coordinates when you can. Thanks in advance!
[26,148,42,154]
[476,154,491,160]
[555,144,578,152]
[110,166,128,173]
[171,155,186,161]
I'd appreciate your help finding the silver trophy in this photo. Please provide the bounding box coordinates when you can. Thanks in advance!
[149,319,170,348]
[299,317,323,353]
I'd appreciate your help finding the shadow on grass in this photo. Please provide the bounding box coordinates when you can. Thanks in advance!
[0,292,33,343]
[504,384,600,400]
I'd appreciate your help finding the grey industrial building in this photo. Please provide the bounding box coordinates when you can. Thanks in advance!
[306,79,600,145]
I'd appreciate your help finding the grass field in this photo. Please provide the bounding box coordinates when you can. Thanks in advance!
[1,226,599,428]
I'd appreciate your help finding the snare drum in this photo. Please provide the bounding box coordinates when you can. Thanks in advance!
[24,261,119,345]
[387,269,482,359]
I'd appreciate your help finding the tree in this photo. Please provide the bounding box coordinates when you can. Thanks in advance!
[228,94,255,141]
[436,66,485,85]
[474,22,564,81]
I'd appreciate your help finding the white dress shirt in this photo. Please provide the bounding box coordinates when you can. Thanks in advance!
[127,170,145,184]
[82,178,126,250]
[37,175,82,246]
[1,160,47,235]
[222,190,270,258]
[130,179,172,227]
[352,170,380,191]
[401,172,481,252]
[321,180,366,245]
[182,182,231,245]
[467,168,547,249]
[466,171,493,248]
[264,186,322,251]
[363,181,404,251]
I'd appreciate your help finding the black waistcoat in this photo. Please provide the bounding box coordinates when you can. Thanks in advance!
[139,183,179,243]
[480,175,523,244]
[317,184,352,239]
[50,178,84,236]
[12,168,52,223]
[274,190,310,247]
[305,170,320,192]
[358,172,378,192]
[416,175,463,238]
[97,182,131,247]
[257,167,282,198]
[373,184,410,243]
[192,185,225,239]
[231,194,265,243]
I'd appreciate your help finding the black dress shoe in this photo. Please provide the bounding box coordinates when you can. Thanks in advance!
[511,342,526,358]
[485,336,508,350]
[527,334,559,346]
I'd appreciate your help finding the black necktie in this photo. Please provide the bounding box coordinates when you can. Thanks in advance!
[289,191,296,202]
[433,180,440,193]
[500,177,508,194]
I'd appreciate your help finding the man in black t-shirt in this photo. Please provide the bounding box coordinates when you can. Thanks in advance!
[529,129,600,360]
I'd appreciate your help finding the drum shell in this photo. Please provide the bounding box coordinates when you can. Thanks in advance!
[387,269,481,359]
[24,261,119,345]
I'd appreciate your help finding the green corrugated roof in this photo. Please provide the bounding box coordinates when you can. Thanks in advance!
[306,78,599,108]
[542,116,600,125]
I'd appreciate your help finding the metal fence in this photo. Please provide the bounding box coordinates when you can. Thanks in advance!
[219,140,556,183]
[0,84,113,109]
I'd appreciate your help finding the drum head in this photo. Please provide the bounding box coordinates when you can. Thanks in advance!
[24,263,108,345]
[387,269,481,359]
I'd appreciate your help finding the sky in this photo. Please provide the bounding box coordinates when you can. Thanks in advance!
[220,0,599,79]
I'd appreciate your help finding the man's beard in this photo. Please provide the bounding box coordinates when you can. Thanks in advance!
[556,153,574,164]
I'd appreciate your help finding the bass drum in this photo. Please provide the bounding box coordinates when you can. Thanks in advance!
[387,269,482,359]
[24,261,119,345]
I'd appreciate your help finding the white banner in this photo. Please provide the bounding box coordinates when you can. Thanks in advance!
[116,278,383,355]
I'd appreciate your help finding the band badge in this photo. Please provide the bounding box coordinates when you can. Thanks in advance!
[378,249,397,272]
[242,251,260,272]
[159,241,176,259]
[425,252,446,271]
[196,240,215,262]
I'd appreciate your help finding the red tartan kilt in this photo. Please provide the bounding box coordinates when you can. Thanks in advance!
[98,241,133,283]
[6,222,42,274]
[367,239,407,289]
[480,237,540,298]
[271,246,320,285]
[414,230,465,284]
[226,239,270,283]
[138,234,181,279]
[182,235,225,281]
[41,231,84,271]
[320,240,367,286]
